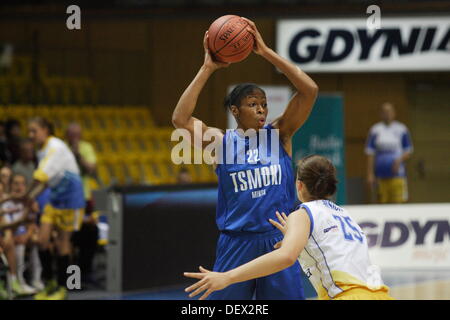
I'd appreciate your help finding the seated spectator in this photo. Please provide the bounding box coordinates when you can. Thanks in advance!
[12,139,36,185]
[0,174,40,296]
[0,166,12,194]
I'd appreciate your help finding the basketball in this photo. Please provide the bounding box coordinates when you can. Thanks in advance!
[207,15,254,63]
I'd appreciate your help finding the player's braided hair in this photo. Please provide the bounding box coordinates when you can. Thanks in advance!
[296,155,338,200]
[224,83,265,109]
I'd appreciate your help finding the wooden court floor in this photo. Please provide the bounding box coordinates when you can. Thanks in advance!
[383,270,450,300]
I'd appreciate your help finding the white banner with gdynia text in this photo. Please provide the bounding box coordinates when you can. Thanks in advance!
[276,17,450,72]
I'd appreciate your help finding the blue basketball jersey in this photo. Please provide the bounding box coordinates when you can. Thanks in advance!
[215,124,297,233]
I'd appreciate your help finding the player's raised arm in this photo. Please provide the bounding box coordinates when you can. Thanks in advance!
[171,31,228,150]
[243,18,318,144]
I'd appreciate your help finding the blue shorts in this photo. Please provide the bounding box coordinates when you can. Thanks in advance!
[208,228,305,300]
[49,172,85,210]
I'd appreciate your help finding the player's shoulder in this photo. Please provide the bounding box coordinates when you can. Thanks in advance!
[391,121,408,132]
[47,136,64,148]
[296,201,329,236]
[369,122,384,133]
[298,200,321,218]
[303,200,346,218]
[51,137,74,153]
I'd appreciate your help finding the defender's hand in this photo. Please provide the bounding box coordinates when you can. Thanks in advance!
[184,266,232,300]
[269,211,288,235]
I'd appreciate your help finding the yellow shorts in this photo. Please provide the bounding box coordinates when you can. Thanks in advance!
[40,204,85,232]
[333,288,395,300]
[378,177,408,204]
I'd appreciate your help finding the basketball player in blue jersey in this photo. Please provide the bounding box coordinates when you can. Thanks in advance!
[172,18,318,299]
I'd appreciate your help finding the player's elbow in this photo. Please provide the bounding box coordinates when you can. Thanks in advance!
[279,250,298,268]
[171,114,186,129]
[295,82,318,107]
[286,254,298,267]
[307,82,319,100]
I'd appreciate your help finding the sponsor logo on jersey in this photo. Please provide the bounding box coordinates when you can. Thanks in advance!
[229,164,282,193]
[323,225,338,234]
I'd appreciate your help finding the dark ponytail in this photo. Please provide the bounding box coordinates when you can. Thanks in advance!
[297,155,338,200]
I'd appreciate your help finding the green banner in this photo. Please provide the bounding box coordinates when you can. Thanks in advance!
[292,94,347,205]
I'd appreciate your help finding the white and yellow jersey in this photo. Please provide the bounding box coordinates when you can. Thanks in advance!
[34,136,80,187]
[34,136,85,209]
[298,200,389,300]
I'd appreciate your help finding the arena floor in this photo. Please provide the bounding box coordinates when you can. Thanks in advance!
[66,269,450,300]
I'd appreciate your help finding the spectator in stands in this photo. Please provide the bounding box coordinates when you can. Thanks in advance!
[12,137,50,293]
[12,139,36,184]
[365,102,413,203]
[65,122,99,287]
[1,165,13,194]
[5,119,23,165]
[0,174,40,296]
[176,167,192,184]
[0,218,19,297]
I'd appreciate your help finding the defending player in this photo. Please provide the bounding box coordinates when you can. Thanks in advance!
[184,155,394,300]
[172,18,318,299]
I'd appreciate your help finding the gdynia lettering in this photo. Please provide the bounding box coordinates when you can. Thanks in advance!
[360,220,450,248]
[277,17,450,72]
[289,27,449,64]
